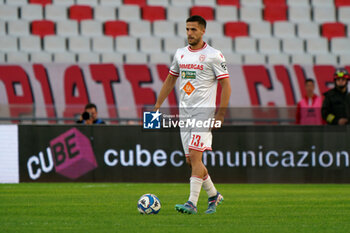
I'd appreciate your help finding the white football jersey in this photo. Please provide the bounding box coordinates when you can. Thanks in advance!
[169,42,229,110]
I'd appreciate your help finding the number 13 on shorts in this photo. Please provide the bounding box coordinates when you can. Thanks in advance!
[190,134,201,147]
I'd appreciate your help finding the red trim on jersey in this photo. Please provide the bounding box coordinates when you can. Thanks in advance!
[169,70,179,77]
[216,75,230,80]
[187,42,207,52]
[185,153,190,158]
[188,146,213,152]
[217,74,229,78]
[217,74,229,80]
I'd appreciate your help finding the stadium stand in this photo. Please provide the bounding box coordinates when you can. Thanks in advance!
[21,4,43,20]
[217,0,240,6]
[0,0,348,64]
[264,0,286,7]
[44,35,66,52]
[335,0,350,7]
[7,0,27,5]
[147,0,169,7]
[322,22,346,39]
[224,22,249,38]
[0,20,5,36]
[45,5,68,21]
[31,20,55,37]
[92,36,114,53]
[153,21,176,37]
[81,20,103,36]
[99,0,122,5]
[190,6,215,20]
[273,22,296,38]
[56,20,79,36]
[0,52,4,62]
[250,22,271,38]
[94,5,116,21]
[8,20,30,36]
[53,51,76,62]
[6,51,29,63]
[0,5,19,20]
[216,6,238,21]
[263,5,287,22]
[0,36,18,52]
[267,53,290,64]
[52,0,74,6]
[29,0,52,5]
[30,51,52,62]
[104,20,128,37]
[76,0,99,6]
[167,6,190,22]
[19,35,41,52]
[124,0,146,6]
[142,5,166,21]
[69,5,93,21]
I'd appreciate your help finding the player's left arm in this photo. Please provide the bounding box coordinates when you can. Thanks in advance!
[215,78,231,125]
[212,51,231,125]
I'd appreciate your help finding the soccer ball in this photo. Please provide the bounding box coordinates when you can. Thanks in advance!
[137,194,161,214]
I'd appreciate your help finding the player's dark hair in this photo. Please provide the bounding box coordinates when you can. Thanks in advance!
[186,15,206,29]
[305,79,314,85]
[85,103,97,111]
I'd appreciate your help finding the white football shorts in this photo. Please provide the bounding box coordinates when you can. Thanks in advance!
[180,128,213,156]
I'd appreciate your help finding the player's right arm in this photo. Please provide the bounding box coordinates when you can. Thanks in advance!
[154,74,178,110]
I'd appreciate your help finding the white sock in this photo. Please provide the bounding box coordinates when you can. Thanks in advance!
[202,175,217,198]
[188,176,203,206]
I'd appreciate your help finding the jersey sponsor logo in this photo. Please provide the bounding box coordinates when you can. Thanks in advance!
[179,63,204,70]
[181,70,196,79]
[199,54,206,62]
[183,81,195,95]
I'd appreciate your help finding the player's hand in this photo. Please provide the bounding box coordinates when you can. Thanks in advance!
[338,118,348,125]
[153,104,160,112]
[213,113,224,129]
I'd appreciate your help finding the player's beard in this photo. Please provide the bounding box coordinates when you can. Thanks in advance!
[188,36,201,47]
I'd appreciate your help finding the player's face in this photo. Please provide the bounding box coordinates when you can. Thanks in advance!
[186,22,205,46]
[305,81,315,96]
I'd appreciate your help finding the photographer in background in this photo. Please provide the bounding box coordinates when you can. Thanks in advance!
[322,68,350,125]
[76,103,105,125]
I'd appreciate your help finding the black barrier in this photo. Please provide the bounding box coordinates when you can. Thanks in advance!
[19,125,350,183]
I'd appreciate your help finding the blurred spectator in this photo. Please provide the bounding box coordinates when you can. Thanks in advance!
[76,103,105,125]
[321,68,350,125]
[296,79,323,125]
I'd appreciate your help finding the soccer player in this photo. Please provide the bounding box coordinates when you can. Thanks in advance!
[154,15,231,214]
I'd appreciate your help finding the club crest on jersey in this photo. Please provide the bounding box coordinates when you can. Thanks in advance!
[181,54,184,59]
[199,54,206,62]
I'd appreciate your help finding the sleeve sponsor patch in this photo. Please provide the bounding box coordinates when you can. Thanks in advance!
[221,62,227,70]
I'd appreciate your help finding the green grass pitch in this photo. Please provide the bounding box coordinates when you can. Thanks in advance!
[0,183,350,233]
